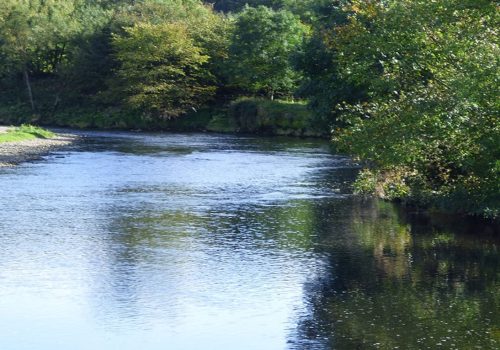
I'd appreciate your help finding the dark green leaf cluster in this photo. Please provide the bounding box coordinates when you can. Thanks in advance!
[209,1,284,13]
[327,0,499,217]
[225,5,308,99]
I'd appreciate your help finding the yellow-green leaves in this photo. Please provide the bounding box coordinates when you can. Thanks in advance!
[113,22,215,118]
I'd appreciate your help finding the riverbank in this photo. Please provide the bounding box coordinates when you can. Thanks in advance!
[0,127,79,167]
[0,98,327,138]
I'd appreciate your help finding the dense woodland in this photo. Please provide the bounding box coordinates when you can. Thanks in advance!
[0,0,498,218]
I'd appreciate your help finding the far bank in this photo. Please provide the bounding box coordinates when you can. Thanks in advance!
[0,98,328,139]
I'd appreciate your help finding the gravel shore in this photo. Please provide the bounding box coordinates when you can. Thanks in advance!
[0,130,80,167]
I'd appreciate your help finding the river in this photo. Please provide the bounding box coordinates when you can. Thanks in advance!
[0,131,498,349]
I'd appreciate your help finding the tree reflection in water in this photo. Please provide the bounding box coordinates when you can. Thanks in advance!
[292,200,500,350]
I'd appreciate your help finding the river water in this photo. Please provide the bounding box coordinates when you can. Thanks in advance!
[0,132,498,349]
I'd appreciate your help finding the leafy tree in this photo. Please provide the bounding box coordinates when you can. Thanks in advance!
[107,0,229,117]
[295,0,366,128]
[226,5,308,99]
[0,0,228,120]
[331,0,500,216]
[112,22,216,118]
[0,0,109,113]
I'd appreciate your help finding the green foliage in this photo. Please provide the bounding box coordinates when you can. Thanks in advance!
[353,169,377,195]
[227,97,319,136]
[353,168,412,201]
[0,0,83,69]
[329,0,500,217]
[209,0,318,15]
[114,0,231,66]
[0,0,111,116]
[295,0,366,128]
[0,0,110,79]
[226,6,308,99]
[112,22,215,118]
[0,0,228,120]
[211,1,284,13]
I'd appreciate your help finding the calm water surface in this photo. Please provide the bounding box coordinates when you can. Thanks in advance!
[0,132,498,349]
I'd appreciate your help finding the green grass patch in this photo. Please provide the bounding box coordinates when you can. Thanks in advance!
[0,124,55,143]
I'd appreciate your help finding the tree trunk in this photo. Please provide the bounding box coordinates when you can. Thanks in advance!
[23,68,35,112]
[50,94,61,119]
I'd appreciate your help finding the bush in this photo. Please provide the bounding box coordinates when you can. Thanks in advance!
[227,97,321,136]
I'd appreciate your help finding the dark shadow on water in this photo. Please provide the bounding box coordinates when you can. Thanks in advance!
[289,199,500,349]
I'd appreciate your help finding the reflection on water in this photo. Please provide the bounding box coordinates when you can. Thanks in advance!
[293,201,500,350]
[0,131,497,349]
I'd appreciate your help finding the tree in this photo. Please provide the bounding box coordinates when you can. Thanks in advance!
[0,0,109,114]
[331,0,500,216]
[226,5,308,99]
[295,0,367,128]
[113,22,216,118]
[0,0,228,121]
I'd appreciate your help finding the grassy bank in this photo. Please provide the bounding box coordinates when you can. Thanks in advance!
[0,125,54,143]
